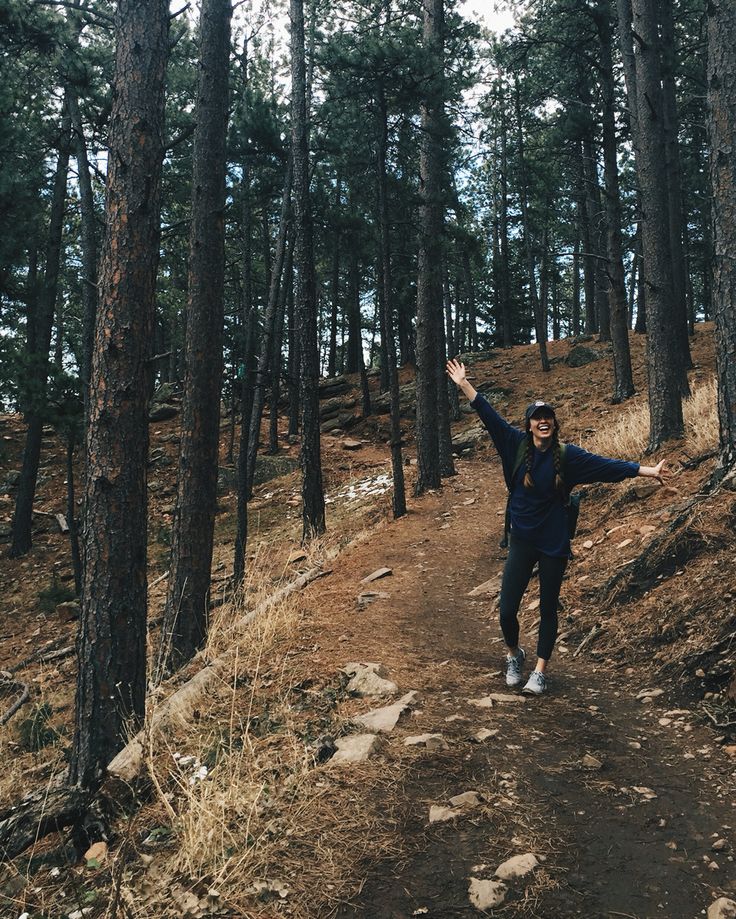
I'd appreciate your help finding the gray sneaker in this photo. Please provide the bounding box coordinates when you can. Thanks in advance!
[505,648,526,688]
[522,670,547,696]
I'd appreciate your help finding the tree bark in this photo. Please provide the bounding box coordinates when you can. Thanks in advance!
[10,104,71,559]
[596,0,635,402]
[414,0,445,494]
[376,79,406,518]
[498,104,513,347]
[70,0,169,789]
[161,0,232,673]
[707,0,736,470]
[328,178,340,377]
[626,0,684,448]
[515,80,550,373]
[291,0,325,538]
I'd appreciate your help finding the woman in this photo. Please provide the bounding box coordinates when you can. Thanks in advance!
[446,358,665,696]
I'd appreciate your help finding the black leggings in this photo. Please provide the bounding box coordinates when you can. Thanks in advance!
[499,534,568,661]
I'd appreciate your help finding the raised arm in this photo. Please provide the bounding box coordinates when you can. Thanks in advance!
[446,359,477,402]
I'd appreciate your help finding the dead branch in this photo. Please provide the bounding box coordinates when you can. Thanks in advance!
[574,624,604,658]
[701,705,736,730]
[39,646,75,664]
[0,680,30,726]
[0,783,91,862]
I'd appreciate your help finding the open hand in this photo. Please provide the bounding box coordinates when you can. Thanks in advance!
[639,459,667,484]
[446,358,467,386]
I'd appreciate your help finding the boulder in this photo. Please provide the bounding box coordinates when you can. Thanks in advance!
[468,878,507,911]
[566,345,601,368]
[331,734,379,763]
[708,899,736,919]
[148,403,179,422]
[344,662,398,697]
[495,853,539,880]
[353,692,417,733]
[404,733,448,751]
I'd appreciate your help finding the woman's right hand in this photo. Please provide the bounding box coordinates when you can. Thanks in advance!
[446,358,467,385]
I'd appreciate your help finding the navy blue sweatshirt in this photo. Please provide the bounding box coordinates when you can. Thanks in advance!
[471,393,640,557]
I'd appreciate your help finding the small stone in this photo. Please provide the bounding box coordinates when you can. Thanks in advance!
[708,897,736,919]
[632,786,657,799]
[695,668,706,678]
[404,733,448,751]
[637,687,665,701]
[666,841,678,850]
[582,539,594,549]
[331,734,379,763]
[429,805,456,823]
[354,693,416,733]
[471,728,498,743]
[487,693,527,704]
[287,550,307,564]
[633,481,658,499]
[467,576,501,598]
[712,839,728,851]
[628,741,642,750]
[468,696,494,708]
[581,754,603,770]
[617,538,633,549]
[360,567,392,584]
[495,853,539,880]
[468,877,507,910]
[56,600,80,623]
[341,439,363,450]
[84,841,108,865]
[449,791,482,808]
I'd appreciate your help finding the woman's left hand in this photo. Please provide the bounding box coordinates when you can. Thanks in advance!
[638,460,666,484]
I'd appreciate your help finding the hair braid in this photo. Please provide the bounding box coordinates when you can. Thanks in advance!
[552,431,565,494]
[523,433,535,489]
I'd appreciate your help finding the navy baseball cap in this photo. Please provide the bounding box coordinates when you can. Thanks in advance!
[525,400,556,423]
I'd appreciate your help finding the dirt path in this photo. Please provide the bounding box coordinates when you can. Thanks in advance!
[301,456,735,919]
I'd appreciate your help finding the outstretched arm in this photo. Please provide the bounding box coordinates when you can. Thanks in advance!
[446,359,477,402]
[637,460,666,484]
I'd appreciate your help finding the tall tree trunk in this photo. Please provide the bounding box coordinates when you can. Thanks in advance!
[578,166,596,335]
[443,265,460,420]
[245,159,292,499]
[462,247,477,351]
[10,103,71,559]
[67,88,98,416]
[287,275,300,436]
[572,223,581,336]
[515,81,550,372]
[161,0,232,673]
[269,241,292,454]
[291,0,325,538]
[707,0,736,472]
[625,0,684,448]
[328,177,340,377]
[596,0,635,402]
[498,105,513,347]
[346,242,362,374]
[659,0,692,385]
[415,0,445,494]
[65,432,82,596]
[70,0,169,789]
[376,78,406,518]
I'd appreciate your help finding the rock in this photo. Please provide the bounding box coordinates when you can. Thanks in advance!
[451,423,486,453]
[84,841,108,865]
[638,524,656,535]
[636,687,664,701]
[56,600,80,623]
[360,567,393,584]
[354,693,417,733]
[287,550,308,564]
[148,403,178,422]
[342,439,363,450]
[471,728,498,743]
[631,786,657,799]
[1,470,21,493]
[495,853,539,880]
[566,345,601,367]
[695,668,706,678]
[468,878,507,911]
[708,898,736,919]
[319,377,353,399]
[344,663,399,697]
[581,753,603,770]
[712,838,728,851]
[357,590,390,610]
[617,538,633,549]
[468,696,494,708]
[404,733,448,750]
[152,382,178,403]
[467,576,501,598]
[429,805,457,823]
[331,734,379,763]
[582,539,594,549]
[632,481,658,499]
[487,693,527,704]
[449,791,482,808]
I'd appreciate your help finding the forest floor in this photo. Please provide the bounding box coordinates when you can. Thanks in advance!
[0,326,735,919]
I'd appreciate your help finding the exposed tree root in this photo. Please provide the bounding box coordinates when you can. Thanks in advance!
[0,678,30,726]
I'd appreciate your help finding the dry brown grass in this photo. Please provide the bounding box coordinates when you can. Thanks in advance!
[582,376,718,460]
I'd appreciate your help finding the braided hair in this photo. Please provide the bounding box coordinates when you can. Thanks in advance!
[523,425,565,495]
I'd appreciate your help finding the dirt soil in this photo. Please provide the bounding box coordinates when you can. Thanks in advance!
[1,327,735,918]
[297,463,736,919]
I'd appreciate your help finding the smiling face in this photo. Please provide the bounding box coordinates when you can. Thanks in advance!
[528,408,557,448]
